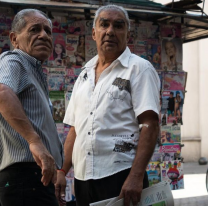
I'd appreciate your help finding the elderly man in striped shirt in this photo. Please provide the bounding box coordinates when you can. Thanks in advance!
[0,9,63,206]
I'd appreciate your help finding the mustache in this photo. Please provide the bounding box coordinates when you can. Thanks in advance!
[34,42,52,48]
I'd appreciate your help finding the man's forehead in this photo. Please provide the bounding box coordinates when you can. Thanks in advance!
[99,17,125,23]
[25,13,51,26]
[98,10,126,21]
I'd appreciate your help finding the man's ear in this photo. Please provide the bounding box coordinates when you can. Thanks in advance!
[9,32,19,49]
[92,28,96,41]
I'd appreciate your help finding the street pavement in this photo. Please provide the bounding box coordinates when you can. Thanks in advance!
[173,162,208,205]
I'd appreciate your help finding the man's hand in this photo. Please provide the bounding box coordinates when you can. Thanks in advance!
[119,173,144,206]
[55,170,67,205]
[29,140,57,186]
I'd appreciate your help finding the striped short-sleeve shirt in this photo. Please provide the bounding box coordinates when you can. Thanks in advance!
[0,49,63,171]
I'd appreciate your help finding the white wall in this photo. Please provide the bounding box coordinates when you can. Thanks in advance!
[182,2,208,160]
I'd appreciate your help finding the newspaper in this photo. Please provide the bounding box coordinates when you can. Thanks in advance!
[90,181,174,206]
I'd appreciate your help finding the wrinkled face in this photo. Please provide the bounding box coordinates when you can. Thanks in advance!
[10,12,53,63]
[55,44,63,55]
[165,42,176,57]
[92,10,129,58]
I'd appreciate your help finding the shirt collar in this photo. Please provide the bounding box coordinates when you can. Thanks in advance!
[14,49,42,68]
[84,47,131,69]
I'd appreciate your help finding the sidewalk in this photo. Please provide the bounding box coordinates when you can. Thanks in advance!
[173,162,208,206]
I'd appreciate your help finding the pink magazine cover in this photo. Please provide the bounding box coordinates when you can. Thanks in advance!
[51,16,68,33]
[163,71,187,91]
[161,38,183,71]
[161,23,181,38]
[160,161,184,190]
[85,35,97,62]
[67,20,85,35]
[48,33,66,67]
[159,144,181,161]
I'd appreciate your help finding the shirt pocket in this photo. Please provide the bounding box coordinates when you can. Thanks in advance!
[106,84,128,100]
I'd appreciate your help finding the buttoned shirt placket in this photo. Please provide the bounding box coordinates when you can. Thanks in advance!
[85,63,115,179]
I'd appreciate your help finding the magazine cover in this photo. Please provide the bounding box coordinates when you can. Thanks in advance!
[66,34,79,65]
[161,90,184,124]
[67,20,85,35]
[161,38,183,71]
[49,91,65,123]
[161,23,181,38]
[85,35,97,62]
[159,144,181,161]
[162,71,187,91]
[47,67,65,91]
[48,33,66,67]
[150,152,161,162]
[146,39,160,70]
[51,16,68,33]
[0,35,10,54]
[160,161,184,190]
[160,124,181,144]
[146,161,161,186]
[74,34,85,66]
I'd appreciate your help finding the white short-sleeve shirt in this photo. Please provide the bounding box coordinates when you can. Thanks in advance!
[64,47,160,181]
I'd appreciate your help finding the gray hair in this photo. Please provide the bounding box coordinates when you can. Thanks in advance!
[93,5,130,31]
[11,9,52,33]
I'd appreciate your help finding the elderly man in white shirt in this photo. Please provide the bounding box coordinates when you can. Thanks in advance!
[55,4,160,206]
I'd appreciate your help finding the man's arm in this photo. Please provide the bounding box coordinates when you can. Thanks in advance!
[0,84,57,186]
[55,126,76,203]
[119,110,159,206]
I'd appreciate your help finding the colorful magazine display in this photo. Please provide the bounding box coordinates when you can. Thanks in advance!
[161,38,183,71]
[49,91,65,123]
[160,124,181,143]
[146,161,161,186]
[160,161,184,190]
[162,71,187,91]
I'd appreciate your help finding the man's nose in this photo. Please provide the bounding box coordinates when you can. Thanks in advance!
[39,29,49,39]
[106,24,115,36]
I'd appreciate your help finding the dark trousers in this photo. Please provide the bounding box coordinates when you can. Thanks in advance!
[0,163,59,206]
[74,168,149,206]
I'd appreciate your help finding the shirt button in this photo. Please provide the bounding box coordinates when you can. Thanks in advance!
[90,112,93,115]
[88,132,91,135]
[88,152,91,155]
